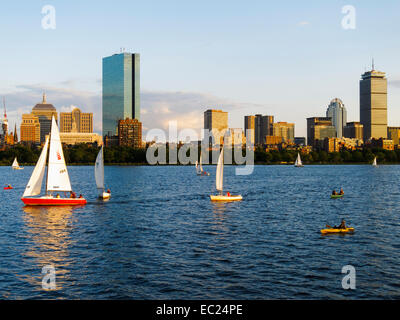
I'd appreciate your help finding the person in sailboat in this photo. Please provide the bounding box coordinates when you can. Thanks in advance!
[227,191,231,197]
[107,188,111,194]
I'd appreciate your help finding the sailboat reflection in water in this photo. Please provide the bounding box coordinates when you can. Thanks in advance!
[21,116,86,206]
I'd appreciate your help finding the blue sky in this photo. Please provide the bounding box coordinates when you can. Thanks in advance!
[0,0,399,138]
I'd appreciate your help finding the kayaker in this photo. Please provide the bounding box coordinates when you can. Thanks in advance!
[332,190,337,195]
[326,219,347,229]
[339,188,344,195]
[107,188,111,194]
[79,194,83,198]
[338,219,346,229]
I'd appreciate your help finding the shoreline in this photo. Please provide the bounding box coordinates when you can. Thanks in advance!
[1,162,398,166]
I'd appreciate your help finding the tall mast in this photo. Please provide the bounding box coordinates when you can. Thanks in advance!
[45,132,50,195]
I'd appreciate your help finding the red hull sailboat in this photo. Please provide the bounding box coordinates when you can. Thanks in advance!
[21,116,86,206]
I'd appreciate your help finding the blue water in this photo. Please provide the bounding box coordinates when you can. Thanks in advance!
[1,165,400,299]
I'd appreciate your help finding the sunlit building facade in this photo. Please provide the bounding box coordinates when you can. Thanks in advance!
[102,52,140,138]
[326,98,347,138]
[20,114,41,144]
[360,68,387,140]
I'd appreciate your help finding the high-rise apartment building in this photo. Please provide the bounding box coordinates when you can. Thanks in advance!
[272,122,295,143]
[102,52,140,137]
[20,114,41,144]
[307,117,336,147]
[118,118,142,148]
[204,109,228,145]
[255,115,273,145]
[344,122,364,140]
[31,94,58,143]
[244,115,255,145]
[326,98,347,138]
[360,66,387,141]
[60,108,93,133]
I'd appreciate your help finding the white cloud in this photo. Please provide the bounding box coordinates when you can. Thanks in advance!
[2,84,269,141]
[298,21,310,26]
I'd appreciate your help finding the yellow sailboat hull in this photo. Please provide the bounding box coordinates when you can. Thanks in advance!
[210,195,242,202]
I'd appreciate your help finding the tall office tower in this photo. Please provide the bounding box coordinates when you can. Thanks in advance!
[326,98,347,138]
[360,65,387,141]
[344,122,364,140]
[306,117,336,147]
[272,122,295,143]
[20,114,41,144]
[244,115,255,145]
[60,108,93,133]
[118,118,142,148]
[254,114,273,145]
[102,52,140,138]
[204,109,228,145]
[31,93,58,143]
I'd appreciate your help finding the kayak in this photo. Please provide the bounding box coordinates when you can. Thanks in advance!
[210,195,242,202]
[321,227,354,234]
[4,186,13,190]
[331,194,344,199]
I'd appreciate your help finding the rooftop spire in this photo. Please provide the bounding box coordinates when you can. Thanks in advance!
[372,58,375,71]
[42,92,47,104]
[3,97,6,119]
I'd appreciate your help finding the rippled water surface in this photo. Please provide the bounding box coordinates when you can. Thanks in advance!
[1,165,400,299]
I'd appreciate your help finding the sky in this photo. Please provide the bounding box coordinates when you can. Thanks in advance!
[0,0,399,140]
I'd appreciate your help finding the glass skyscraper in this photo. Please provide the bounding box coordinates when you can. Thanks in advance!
[102,52,140,137]
[326,98,347,138]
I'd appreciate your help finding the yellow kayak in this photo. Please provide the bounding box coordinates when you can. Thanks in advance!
[210,195,242,202]
[320,227,354,234]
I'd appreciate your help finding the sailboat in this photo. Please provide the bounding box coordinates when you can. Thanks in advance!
[372,156,378,167]
[196,152,210,176]
[294,153,304,167]
[12,157,24,170]
[210,146,242,202]
[95,145,110,200]
[21,116,86,206]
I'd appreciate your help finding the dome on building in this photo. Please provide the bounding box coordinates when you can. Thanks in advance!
[32,93,56,111]
[329,98,344,106]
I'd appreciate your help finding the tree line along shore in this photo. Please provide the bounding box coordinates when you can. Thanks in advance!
[0,144,399,166]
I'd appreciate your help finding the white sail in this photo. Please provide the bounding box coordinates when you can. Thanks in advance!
[373,157,377,166]
[216,147,224,192]
[23,136,49,197]
[95,146,104,191]
[199,153,204,172]
[47,116,72,192]
[295,153,302,166]
[12,157,19,168]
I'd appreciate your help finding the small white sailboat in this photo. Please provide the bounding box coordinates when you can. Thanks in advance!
[196,152,210,176]
[21,116,86,206]
[210,147,242,202]
[294,153,304,167]
[95,145,110,200]
[12,157,24,170]
[372,156,378,167]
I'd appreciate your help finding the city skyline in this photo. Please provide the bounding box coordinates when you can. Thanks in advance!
[0,1,400,139]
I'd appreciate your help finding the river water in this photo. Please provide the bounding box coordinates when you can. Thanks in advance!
[1,165,400,299]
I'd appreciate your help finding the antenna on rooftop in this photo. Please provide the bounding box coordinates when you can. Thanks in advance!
[372,58,375,71]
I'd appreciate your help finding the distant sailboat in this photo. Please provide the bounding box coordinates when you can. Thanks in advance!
[12,157,24,170]
[196,152,210,176]
[21,116,86,206]
[95,145,110,200]
[210,147,242,201]
[294,153,304,167]
[372,156,378,167]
